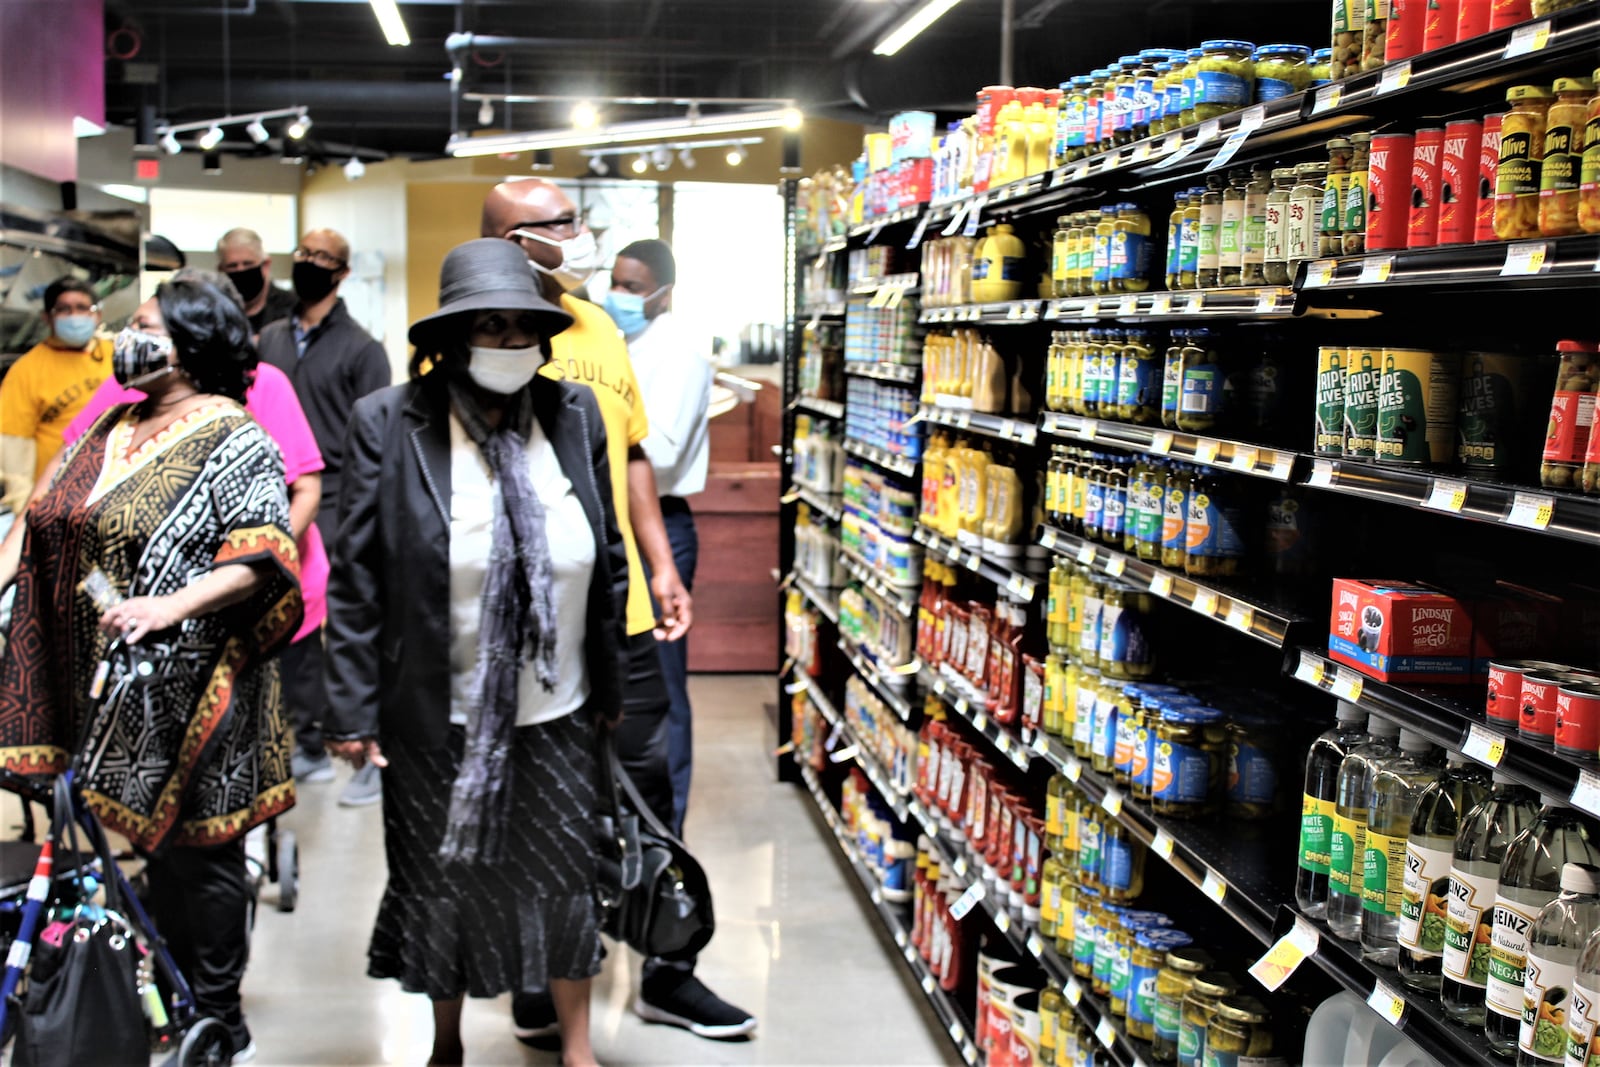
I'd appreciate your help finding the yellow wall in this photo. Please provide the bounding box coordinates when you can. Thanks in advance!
[406,181,496,327]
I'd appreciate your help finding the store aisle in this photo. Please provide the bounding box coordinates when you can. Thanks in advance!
[243,674,952,1066]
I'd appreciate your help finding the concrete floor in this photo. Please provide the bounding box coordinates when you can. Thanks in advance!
[242,674,953,1066]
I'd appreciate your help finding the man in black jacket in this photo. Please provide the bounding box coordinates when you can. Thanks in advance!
[258,227,391,803]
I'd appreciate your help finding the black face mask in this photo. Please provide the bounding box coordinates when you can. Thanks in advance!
[292,261,339,304]
[225,265,266,303]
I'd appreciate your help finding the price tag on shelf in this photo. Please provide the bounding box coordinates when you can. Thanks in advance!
[1081,418,1099,439]
[1332,668,1366,703]
[784,678,810,695]
[954,411,972,430]
[955,698,970,715]
[1225,602,1256,633]
[868,286,893,308]
[1065,161,1091,185]
[1249,917,1322,992]
[907,210,933,251]
[1367,981,1407,1028]
[1007,302,1025,320]
[1312,82,1343,115]
[1194,439,1221,464]
[1463,723,1507,767]
[1153,829,1176,860]
[994,910,1012,933]
[1096,1016,1118,1049]
[1027,932,1045,957]
[1102,787,1125,816]
[1295,651,1327,686]
[922,973,937,994]
[973,710,990,733]
[1309,459,1336,487]
[1185,293,1206,315]
[1133,141,1154,163]
[963,195,987,238]
[1032,734,1051,756]
[1151,431,1175,455]
[1424,478,1468,513]
[1192,589,1220,617]
[1376,60,1413,95]
[1504,18,1552,57]
[1106,555,1127,578]
[1078,543,1098,565]
[1501,241,1550,276]
[1358,255,1395,285]
[1066,979,1084,1006]
[1202,868,1228,904]
[1151,294,1175,315]
[895,929,908,948]
[1120,294,1140,315]
[830,743,860,764]
[1080,299,1102,319]
[1206,106,1265,172]
[1302,259,1337,288]
[1270,452,1296,480]
[1150,572,1176,597]
[1255,290,1281,314]
[1006,575,1036,600]
[950,880,986,921]
[935,677,948,695]
[1065,757,1083,783]
[1507,491,1555,530]
[1571,770,1600,819]
[1232,446,1260,472]
[949,1021,967,1046]
[1040,528,1059,551]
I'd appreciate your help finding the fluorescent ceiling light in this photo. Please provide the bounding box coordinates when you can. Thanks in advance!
[100,184,149,203]
[73,116,106,138]
[198,125,224,151]
[449,107,792,157]
[369,0,410,46]
[571,101,599,128]
[873,0,963,56]
[782,108,803,131]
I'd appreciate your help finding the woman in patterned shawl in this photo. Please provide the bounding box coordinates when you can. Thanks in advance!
[0,277,302,1061]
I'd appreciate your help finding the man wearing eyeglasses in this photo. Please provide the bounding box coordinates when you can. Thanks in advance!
[216,227,297,335]
[258,228,391,803]
[481,179,757,1044]
[0,277,112,514]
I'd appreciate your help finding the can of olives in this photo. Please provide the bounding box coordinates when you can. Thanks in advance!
[1342,347,1382,460]
[1556,683,1600,761]
[1521,670,1600,748]
[1487,659,1566,725]
[1377,347,1459,465]
[1457,351,1532,473]
[1407,128,1446,248]
[1367,132,1415,251]
[1315,346,1347,455]
[1438,119,1482,245]
[1475,114,1502,244]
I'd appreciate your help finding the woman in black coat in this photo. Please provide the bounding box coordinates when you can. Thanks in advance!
[323,238,627,1066]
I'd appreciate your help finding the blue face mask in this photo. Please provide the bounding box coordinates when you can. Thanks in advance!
[53,314,97,348]
[603,284,668,341]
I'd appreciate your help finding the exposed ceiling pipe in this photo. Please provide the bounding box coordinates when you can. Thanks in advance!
[445,32,788,62]
[1001,0,1014,85]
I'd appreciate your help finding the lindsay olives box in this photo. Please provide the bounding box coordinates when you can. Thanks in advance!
[1467,581,1566,675]
[1329,578,1473,682]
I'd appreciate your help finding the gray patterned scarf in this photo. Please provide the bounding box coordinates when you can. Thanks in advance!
[439,376,559,865]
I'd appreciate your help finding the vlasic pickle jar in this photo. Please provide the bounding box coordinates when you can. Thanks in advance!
[1178,972,1239,1067]
[1194,41,1256,122]
[1128,929,1194,1041]
[1226,712,1281,820]
[1204,995,1279,1066]
[1152,945,1214,1062]
[1153,705,1225,817]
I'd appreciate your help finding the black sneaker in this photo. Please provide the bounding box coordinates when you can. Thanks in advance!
[511,991,561,1048]
[634,975,756,1040]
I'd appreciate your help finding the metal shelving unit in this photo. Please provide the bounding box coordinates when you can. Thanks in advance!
[1040,412,1300,483]
[841,438,919,479]
[916,403,1041,446]
[914,524,1043,604]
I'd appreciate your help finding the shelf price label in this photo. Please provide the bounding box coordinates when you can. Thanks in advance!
[1096,1016,1118,1049]
[1331,668,1366,703]
[1151,294,1175,315]
[1185,293,1206,315]
[1504,18,1552,57]
[1150,572,1176,597]
[1302,260,1338,288]
[1254,290,1282,314]
[1463,723,1507,768]
[906,210,933,250]
[1312,83,1343,115]
[784,677,810,695]
[1367,981,1407,1028]
[973,709,990,732]
[1192,589,1220,617]
[949,880,986,921]
[1308,459,1336,487]
[1153,829,1176,860]
[1501,241,1550,276]
[1207,106,1267,170]
[1571,769,1600,820]
[1232,446,1260,472]
[1102,787,1125,816]
[1106,555,1128,578]
[1194,439,1222,464]
[1358,255,1395,285]
[1026,932,1045,958]
[1151,431,1175,455]
[1040,528,1060,551]
[963,195,988,238]
[922,973,937,994]
[1507,491,1555,530]
[1202,868,1228,903]
[1065,757,1084,783]
[1065,979,1084,1006]
[1249,916,1322,992]
[1032,733,1051,756]
[1078,543,1098,565]
[1376,61,1413,95]
[830,743,860,764]
[1424,478,1468,513]
[1006,575,1036,600]
[1120,294,1141,315]
[1225,602,1256,633]
[1269,452,1296,480]
[1080,299,1102,319]
[1295,650,1327,686]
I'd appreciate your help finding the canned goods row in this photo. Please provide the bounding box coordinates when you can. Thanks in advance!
[844,377,924,460]
[1485,659,1600,759]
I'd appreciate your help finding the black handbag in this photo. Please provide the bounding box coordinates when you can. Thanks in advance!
[594,738,715,962]
[11,779,148,1067]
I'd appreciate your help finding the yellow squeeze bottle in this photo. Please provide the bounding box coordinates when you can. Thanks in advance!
[992,95,1027,187]
[1024,89,1054,176]
[939,442,963,538]
[973,335,1007,413]
[971,225,1026,304]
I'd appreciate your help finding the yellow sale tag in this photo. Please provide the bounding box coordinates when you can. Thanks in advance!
[1202,869,1227,903]
[1192,589,1219,616]
[1151,432,1174,455]
[1226,602,1255,632]
[1463,723,1507,767]
[1295,651,1326,686]
[1249,918,1321,992]
[1194,439,1221,464]
[1153,830,1175,860]
[1367,981,1406,1027]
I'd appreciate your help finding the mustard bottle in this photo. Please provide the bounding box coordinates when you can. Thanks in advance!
[971,224,1026,303]
[992,93,1028,187]
[938,441,962,537]
[1025,89,1056,176]
[973,334,1007,413]
[989,462,1025,556]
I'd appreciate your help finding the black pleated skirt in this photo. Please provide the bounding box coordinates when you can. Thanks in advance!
[367,711,605,1000]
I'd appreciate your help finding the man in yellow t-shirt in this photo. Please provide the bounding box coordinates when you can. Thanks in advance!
[0,277,113,512]
[482,179,756,1042]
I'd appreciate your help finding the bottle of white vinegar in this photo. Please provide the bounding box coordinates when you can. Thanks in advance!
[1296,701,1369,919]
[1569,924,1600,1067]
[1326,715,1401,943]
[1397,750,1492,992]
[1361,729,1442,967]
[1518,863,1600,1067]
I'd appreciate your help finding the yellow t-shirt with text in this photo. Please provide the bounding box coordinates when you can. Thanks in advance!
[0,337,114,480]
[539,294,655,636]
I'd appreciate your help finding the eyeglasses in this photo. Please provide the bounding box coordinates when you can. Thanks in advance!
[508,211,588,239]
[50,303,99,315]
[292,247,348,269]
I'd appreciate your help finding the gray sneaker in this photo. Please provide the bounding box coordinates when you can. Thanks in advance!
[291,750,335,783]
[338,763,383,807]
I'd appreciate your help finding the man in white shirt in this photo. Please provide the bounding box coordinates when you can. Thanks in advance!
[605,239,711,835]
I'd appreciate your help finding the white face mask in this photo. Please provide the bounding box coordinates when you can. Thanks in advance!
[514,228,600,291]
[465,344,543,395]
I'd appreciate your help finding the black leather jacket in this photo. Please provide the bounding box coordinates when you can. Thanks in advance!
[322,372,628,746]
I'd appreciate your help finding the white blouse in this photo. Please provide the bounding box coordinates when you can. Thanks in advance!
[448,411,595,727]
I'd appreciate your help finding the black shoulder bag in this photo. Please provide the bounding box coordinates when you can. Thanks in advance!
[594,736,715,962]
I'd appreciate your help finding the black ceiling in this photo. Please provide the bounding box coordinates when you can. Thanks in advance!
[102,0,1329,161]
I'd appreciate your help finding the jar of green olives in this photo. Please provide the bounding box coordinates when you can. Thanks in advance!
[1178,971,1239,1067]
[1152,947,1214,1062]
[1204,995,1279,1066]
[1194,41,1256,122]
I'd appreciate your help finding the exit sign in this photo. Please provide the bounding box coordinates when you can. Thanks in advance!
[135,158,160,180]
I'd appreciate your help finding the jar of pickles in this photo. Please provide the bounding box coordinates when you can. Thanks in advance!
[1219,168,1247,287]
[1309,47,1334,85]
[1114,330,1161,423]
[1052,215,1075,296]
[1109,911,1171,1016]
[1176,328,1226,433]
[1178,972,1239,1067]
[1152,946,1214,1063]
[1205,996,1279,1065]
[1195,41,1256,122]
[1100,818,1146,904]
[1185,471,1245,577]
[1538,76,1594,237]
[1152,704,1225,817]
[1262,167,1297,285]
[1113,203,1154,292]
[1178,49,1204,128]
[1160,467,1192,569]
[1343,133,1372,253]
[1496,84,1555,240]
[1129,929,1194,1041]
[1071,886,1102,977]
[1226,712,1280,820]
[1252,44,1311,100]
[1241,164,1272,286]
[1197,174,1225,288]
[1166,191,1190,290]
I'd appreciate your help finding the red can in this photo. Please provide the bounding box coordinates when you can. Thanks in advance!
[1488,0,1531,30]
[1425,0,1461,49]
[1438,119,1484,244]
[1520,670,1598,745]
[1476,114,1503,244]
[1556,683,1600,760]
[1487,658,1565,724]
[1368,132,1416,251]
[1387,0,1427,61]
[1457,0,1492,39]
[1409,128,1447,247]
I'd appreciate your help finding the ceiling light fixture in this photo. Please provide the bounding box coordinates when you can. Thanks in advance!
[286,112,312,139]
[631,154,649,175]
[782,107,804,131]
[449,107,796,157]
[589,156,610,177]
[478,99,495,127]
[571,101,599,129]
[678,147,696,169]
[725,146,746,166]
[368,0,411,46]
[246,119,270,144]
[651,147,672,171]
[160,130,182,155]
[198,125,224,151]
[872,0,964,56]
[344,157,367,180]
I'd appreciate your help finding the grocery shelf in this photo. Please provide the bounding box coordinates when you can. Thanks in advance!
[1040,412,1300,483]
[799,302,847,319]
[921,663,1035,773]
[839,635,917,722]
[916,403,1041,446]
[792,483,844,523]
[841,438,920,478]
[793,572,839,625]
[1284,648,1600,821]
[794,670,918,824]
[795,763,981,1067]
[847,207,924,240]
[843,360,920,386]
[792,395,845,420]
[1038,524,1308,649]
[914,524,1045,603]
[918,299,1049,325]
[1304,456,1600,547]
[918,287,1297,326]
[1296,234,1600,299]
[838,548,918,617]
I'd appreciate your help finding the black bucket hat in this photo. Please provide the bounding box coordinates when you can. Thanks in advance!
[408,237,574,346]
